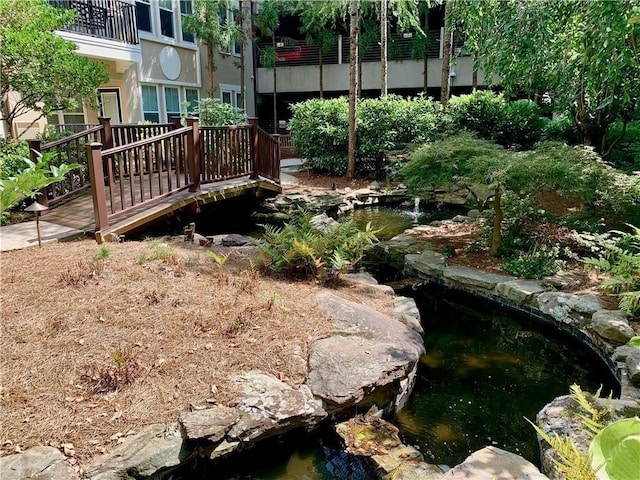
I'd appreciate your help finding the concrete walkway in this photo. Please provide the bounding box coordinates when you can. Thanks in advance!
[0,159,308,252]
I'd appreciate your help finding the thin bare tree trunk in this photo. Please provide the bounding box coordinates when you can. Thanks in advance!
[490,188,502,256]
[472,55,478,91]
[239,0,245,110]
[440,0,452,107]
[319,48,324,98]
[423,10,429,94]
[347,0,359,180]
[208,42,215,96]
[272,33,277,133]
[380,0,387,96]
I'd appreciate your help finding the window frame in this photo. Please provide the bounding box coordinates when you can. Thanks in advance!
[185,88,199,115]
[135,0,153,34]
[141,84,160,123]
[164,86,181,122]
[179,0,195,43]
[158,0,175,39]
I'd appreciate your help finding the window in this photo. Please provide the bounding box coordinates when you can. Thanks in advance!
[185,88,199,114]
[222,91,232,105]
[180,0,194,43]
[164,87,181,121]
[135,0,152,33]
[219,6,240,56]
[220,84,243,110]
[141,85,159,122]
[159,0,174,38]
[47,97,86,129]
[235,91,243,110]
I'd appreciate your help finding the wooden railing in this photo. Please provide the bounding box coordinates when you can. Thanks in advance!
[111,123,175,148]
[279,134,296,159]
[29,122,106,207]
[256,127,281,183]
[84,117,281,233]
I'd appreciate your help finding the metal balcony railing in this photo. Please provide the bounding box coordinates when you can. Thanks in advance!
[48,0,139,45]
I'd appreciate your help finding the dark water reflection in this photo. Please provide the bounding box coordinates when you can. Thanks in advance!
[394,284,618,467]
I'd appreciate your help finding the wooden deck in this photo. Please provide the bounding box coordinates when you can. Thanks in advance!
[42,175,281,242]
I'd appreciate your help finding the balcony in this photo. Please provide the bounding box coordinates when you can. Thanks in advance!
[48,0,139,45]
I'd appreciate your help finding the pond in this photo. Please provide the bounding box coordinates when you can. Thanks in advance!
[394,283,619,467]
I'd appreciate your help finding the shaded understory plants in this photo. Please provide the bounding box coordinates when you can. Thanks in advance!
[254,210,378,284]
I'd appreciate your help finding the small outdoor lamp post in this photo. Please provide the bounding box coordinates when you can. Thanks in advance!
[24,201,48,248]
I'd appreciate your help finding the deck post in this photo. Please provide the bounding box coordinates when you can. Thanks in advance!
[248,117,259,179]
[186,117,201,192]
[86,142,109,237]
[171,116,183,130]
[273,134,281,182]
[28,139,49,207]
[97,117,113,150]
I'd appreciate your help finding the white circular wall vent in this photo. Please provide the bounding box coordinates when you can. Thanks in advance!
[160,46,181,80]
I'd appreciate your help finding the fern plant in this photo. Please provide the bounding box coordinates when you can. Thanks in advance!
[581,224,640,316]
[254,210,378,284]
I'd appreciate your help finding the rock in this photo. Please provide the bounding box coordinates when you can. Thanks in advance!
[495,280,546,306]
[179,406,239,442]
[393,296,423,334]
[85,424,186,480]
[626,348,640,385]
[467,209,482,218]
[310,212,339,231]
[444,266,515,291]
[216,234,253,246]
[537,293,602,327]
[388,462,445,480]
[405,250,447,277]
[226,372,326,443]
[309,293,424,411]
[451,215,473,223]
[441,446,548,480]
[369,181,382,191]
[591,310,634,343]
[613,344,640,362]
[0,446,79,480]
[344,272,379,285]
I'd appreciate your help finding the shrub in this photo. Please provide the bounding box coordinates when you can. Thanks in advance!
[254,210,378,284]
[605,120,640,173]
[542,115,580,144]
[497,100,545,149]
[502,244,563,279]
[193,98,247,126]
[0,139,30,179]
[447,90,506,140]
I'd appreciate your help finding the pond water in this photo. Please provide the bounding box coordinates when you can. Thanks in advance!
[394,284,619,467]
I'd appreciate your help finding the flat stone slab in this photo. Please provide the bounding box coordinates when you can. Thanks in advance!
[591,310,634,344]
[444,266,515,291]
[537,293,602,326]
[495,280,546,306]
[0,446,79,480]
[405,250,447,277]
[441,446,548,480]
[0,221,84,251]
[180,406,239,442]
[85,424,185,480]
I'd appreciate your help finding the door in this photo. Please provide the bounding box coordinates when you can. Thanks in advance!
[99,89,122,123]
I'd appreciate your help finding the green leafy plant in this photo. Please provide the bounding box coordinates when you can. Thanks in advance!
[589,417,640,480]
[254,210,378,284]
[137,240,175,264]
[91,245,112,262]
[193,97,246,126]
[502,244,563,279]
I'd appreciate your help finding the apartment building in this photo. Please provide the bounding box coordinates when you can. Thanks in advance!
[6,0,254,139]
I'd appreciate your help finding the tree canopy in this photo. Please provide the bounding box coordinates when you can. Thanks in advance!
[451,0,640,153]
[0,0,108,139]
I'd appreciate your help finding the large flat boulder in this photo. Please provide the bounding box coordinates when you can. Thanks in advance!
[179,406,239,442]
[444,266,515,291]
[495,280,546,306]
[405,250,447,277]
[537,293,602,327]
[441,446,548,480]
[591,310,635,344]
[310,293,425,411]
[0,446,78,480]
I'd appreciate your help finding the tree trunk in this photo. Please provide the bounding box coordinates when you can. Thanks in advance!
[319,48,324,99]
[380,0,388,96]
[272,33,277,133]
[472,56,478,91]
[423,10,429,95]
[440,0,452,108]
[347,0,359,180]
[490,187,502,257]
[208,41,216,96]
[239,0,245,110]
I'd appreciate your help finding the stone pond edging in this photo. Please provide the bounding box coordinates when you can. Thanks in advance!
[0,270,427,480]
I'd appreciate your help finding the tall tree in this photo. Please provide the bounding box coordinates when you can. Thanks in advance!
[183,0,238,97]
[439,0,453,107]
[452,0,640,153]
[347,0,360,180]
[380,0,388,96]
[0,0,108,139]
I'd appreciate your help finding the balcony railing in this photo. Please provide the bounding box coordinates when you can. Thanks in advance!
[48,0,139,45]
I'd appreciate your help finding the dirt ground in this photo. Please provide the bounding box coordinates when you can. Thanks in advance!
[0,173,636,470]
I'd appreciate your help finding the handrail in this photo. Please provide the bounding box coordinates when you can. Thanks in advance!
[103,126,191,155]
[40,125,103,150]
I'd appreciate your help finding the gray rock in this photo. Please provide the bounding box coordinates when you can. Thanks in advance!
[0,446,78,480]
[310,212,339,231]
[495,280,546,306]
[613,344,640,362]
[309,293,424,410]
[441,446,548,480]
[537,293,602,327]
[369,181,382,191]
[444,266,515,291]
[393,296,423,334]
[626,349,640,385]
[226,372,326,442]
[467,209,482,218]
[344,272,379,285]
[179,406,239,442]
[388,462,445,480]
[86,424,187,480]
[405,250,447,277]
[591,310,634,343]
[451,215,473,223]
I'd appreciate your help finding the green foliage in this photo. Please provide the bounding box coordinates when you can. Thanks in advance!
[0,0,108,139]
[605,121,640,173]
[193,98,247,126]
[542,115,581,144]
[581,225,640,316]
[0,152,79,216]
[254,210,378,284]
[629,337,640,348]
[0,139,30,179]
[137,241,174,264]
[91,245,112,262]
[589,417,640,480]
[447,91,506,141]
[498,100,545,149]
[502,244,563,279]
